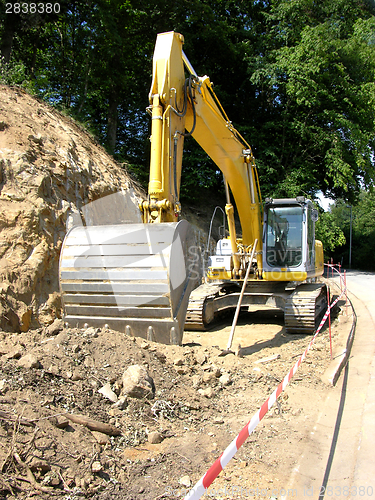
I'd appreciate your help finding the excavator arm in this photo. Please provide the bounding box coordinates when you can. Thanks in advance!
[186,73,263,274]
[140,32,186,223]
[140,31,263,274]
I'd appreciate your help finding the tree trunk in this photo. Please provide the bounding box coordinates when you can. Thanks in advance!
[30,29,41,76]
[107,89,119,154]
[1,14,19,63]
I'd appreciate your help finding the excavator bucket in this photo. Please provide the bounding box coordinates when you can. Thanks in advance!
[59,220,199,345]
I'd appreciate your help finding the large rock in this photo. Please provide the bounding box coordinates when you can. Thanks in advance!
[45,318,64,337]
[122,364,155,400]
[0,85,142,332]
[18,353,41,369]
[148,431,163,444]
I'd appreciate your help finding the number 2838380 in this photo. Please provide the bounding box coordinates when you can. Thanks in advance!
[6,3,61,14]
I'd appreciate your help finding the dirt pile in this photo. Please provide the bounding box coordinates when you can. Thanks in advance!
[0,85,142,332]
[0,307,348,499]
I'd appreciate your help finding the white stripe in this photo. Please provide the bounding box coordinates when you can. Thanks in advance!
[220,437,239,468]
[268,389,277,409]
[248,412,260,434]
[183,479,206,500]
[283,372,290,389]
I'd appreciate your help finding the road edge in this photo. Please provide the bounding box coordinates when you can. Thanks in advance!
[321,280,356,386]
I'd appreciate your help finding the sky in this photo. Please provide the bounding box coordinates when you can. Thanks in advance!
[316,191,334,212]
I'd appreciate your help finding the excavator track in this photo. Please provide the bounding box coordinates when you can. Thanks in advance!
[185,283,222,330]
[185,281,328,334]
[284,282,328,334]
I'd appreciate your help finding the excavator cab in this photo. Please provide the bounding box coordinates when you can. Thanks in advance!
[206,197,323,283]
[262,197,323,282]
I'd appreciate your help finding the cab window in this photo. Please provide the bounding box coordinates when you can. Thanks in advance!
[266,206,303,267]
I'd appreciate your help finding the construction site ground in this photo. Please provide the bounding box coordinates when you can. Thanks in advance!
[0,282,352,500]
[0,84,358,500]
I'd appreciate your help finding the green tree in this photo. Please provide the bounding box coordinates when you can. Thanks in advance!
[248,0,375,201]
[326,193,375,270]
[315,210,346,257]
[350,191,375,269]
[2,0,375,207]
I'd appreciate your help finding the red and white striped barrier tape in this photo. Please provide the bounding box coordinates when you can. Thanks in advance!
[184,285,345,500]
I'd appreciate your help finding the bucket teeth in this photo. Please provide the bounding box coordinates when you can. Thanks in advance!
[147,326,156,342]
[170,327,178,344]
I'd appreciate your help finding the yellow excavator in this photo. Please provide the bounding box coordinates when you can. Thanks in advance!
[59,31,327,345]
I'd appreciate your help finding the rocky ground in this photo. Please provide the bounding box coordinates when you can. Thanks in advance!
[0,296,349,500]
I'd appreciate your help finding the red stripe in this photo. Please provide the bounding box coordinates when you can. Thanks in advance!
[202,454,223,489]
[276,382,283,398]
[259,399,269,420]
[236,423,250,448]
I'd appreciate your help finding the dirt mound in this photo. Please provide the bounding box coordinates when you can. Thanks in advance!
[0,85,141,331]
[0,307,347,499]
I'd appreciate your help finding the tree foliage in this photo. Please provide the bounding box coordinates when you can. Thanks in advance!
[351,191,375,269]
[325,191,375,270]
[315,211,346,256]
[1,0,375,206]
[248,0,375,201]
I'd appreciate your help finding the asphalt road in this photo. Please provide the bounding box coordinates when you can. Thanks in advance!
[283,270,375,500]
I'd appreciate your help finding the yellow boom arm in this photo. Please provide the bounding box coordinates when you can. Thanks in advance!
[140,31,263,273]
